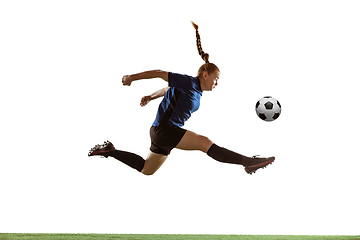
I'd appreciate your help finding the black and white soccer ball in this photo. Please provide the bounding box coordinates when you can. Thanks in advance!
[255,96,281,122]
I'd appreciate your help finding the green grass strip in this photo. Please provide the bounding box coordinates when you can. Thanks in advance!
[0,234,359,240]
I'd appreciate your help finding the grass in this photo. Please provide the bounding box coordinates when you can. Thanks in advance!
[0,234,359,240]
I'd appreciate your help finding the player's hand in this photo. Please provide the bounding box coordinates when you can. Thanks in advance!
[140,95,152,107]
[122,75,132,86]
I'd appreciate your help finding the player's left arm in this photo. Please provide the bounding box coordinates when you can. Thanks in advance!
[122,70,169,86]
[140,87,170,107]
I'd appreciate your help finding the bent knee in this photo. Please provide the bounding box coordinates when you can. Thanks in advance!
[198,135,213,152]
[141,169,156,176]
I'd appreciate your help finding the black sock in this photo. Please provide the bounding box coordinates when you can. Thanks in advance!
[108,150,145,172]
[207,143,253,166]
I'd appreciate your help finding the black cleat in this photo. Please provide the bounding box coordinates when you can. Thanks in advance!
[88,140,115,158]
[245,156,275,175]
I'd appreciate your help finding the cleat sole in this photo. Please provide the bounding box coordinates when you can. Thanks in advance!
[245,158,275,174]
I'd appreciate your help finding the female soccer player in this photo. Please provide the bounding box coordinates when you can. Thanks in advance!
[88,22,275,175]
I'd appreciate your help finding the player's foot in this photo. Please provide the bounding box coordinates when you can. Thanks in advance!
[244,156,275,175]
[88,140,115,158]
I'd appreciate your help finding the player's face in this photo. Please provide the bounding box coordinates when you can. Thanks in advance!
[205,71,219,91]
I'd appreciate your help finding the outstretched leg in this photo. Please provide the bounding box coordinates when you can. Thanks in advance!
[175,130,214,153]
[175,130,275,174]
[175,130,253,165]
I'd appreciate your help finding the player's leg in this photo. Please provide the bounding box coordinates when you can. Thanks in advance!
[141,151,168,175]
[175,130,213,153]
[175,130,275,173]
[88,141,168,175]
[109,148,171,175]
[176,130,249,163]
[88,141,146,173]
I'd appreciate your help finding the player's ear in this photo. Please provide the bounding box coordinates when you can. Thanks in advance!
[202,71,208,79]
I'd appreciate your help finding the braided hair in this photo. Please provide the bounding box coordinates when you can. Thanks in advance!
[191,21,210,63]
[191,21,220,77]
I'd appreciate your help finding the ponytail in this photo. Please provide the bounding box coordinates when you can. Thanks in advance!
[191,21,210,63]
[191,21,220,77]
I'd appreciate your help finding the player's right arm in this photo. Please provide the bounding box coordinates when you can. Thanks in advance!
[140,87,170,107]
[122,70,169,86]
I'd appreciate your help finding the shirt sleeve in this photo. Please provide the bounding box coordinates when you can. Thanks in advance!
[168,72,192,92]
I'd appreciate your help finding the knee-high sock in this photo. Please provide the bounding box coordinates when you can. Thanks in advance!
[108,150,145,172]
[206,143,253,166]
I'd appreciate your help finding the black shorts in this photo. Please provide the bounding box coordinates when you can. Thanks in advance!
[150,125,187,156]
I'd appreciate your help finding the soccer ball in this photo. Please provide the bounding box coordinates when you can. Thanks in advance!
[255,96,281,122]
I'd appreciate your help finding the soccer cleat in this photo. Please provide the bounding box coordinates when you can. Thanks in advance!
[244,156,275,175]
[88,140,115,158]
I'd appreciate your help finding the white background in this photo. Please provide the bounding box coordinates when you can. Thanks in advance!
[1,0,359,235]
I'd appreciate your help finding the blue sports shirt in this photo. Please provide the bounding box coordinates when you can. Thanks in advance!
[152,72,203,127]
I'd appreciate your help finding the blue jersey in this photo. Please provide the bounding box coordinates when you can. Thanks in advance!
[152,72,203,127]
